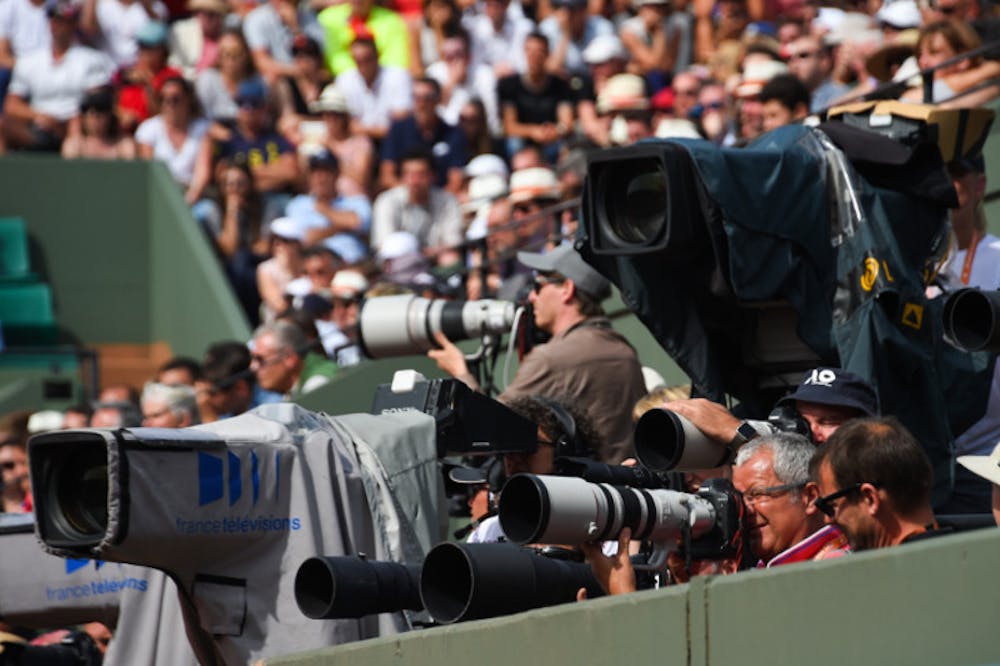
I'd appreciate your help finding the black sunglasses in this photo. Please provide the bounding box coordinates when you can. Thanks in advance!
[813,482,873,517]
[532,275,564,294]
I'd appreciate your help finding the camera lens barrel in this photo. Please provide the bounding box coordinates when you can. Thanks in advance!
[419,542,602,624]
[359,295,516,358]
[943,287,1000,352]
[634,408,734,472]
[498,474,716,546]
[294,556,423,619]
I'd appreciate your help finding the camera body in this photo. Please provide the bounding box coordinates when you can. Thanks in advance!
[371,372,537,457]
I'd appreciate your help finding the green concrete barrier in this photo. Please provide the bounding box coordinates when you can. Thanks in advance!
[268,528,1000,666]
[0,156,249,353]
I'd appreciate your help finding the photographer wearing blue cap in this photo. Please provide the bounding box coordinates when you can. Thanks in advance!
[429,243,645,464]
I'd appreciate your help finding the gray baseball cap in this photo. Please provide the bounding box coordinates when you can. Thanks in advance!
[517,244,611,300]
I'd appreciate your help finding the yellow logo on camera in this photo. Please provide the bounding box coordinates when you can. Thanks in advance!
[860,257,879,292]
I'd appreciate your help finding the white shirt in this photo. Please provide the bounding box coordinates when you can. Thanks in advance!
[0,0,50,58]
[8,44,115,120]
[463,12,533,74]
[371,184,463,252]
[427,59,501,137]
[333,65,412,132]
[94,0,168,67]
[134,116,211,187]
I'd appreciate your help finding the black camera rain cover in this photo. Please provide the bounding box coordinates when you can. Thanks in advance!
[580,125,993,504]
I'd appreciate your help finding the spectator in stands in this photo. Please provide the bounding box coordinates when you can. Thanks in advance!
[0,430,30,513]
[577,34,628,146]
[693,80,729,143]
[457,98,503,158]
[811,416,944,549]
[759,73,810,132]
[196,340,275,422]
[0,0,51,105]
[498,32,575,163]
[90,401,143,427]
[285,245,341,301]
[0,0,115,154]
[275,35,332,148]
[918,0,978,25]
[137,76,211,190]
[902,19,1000,105]
[427,29,500,137]
[61,85,137,159]
[539,0,614,77]
[729,58,788,145]
[784,35,849,113]
[195,27,260,123]
[115,20,181,133]
[285,148,372,265]
[380,77,470,193]
[318,0,409,76]
[141,381,200,427]
[257,216,305,322]
[80,0,169,69]
[668,69,702,119]
[244,0,324,85]
[333,36,413,141]
[619,0,681,87]
[692,0,748,64]
[157,356,202,386]
[310,85,374,197]
[250,319,337,397]
[326,268,367,366]
[463,0,533,77]
[411,0,462,76]
[62,403,93,428]
[168,0,228,80]
[597,73,655,145]
[98,383,140,406]
[191,78,298,220]
[372,148,464,266]
[431,243,646,463]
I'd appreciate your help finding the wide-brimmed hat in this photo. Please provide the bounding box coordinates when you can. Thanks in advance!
[508,167,561,204]
[866,29,920,82]
[957,442,1000,486]
[597,73,649,114]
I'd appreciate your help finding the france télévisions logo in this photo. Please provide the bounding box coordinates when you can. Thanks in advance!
[198,450,278,507]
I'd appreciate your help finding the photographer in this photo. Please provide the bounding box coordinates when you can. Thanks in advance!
[429,244,645,464]
[467,394,599,544]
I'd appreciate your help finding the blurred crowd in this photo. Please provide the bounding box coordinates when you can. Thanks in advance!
[1,0,1000,326]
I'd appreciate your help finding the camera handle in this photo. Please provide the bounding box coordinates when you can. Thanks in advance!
[465,331,504,396]
[631,541,675,574]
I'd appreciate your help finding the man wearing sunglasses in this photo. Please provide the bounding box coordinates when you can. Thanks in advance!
[810,417,943,551]
[429,243,645,464]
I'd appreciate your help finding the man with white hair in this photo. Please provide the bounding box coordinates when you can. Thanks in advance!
[250,319,337,397]
[141,382,200,428]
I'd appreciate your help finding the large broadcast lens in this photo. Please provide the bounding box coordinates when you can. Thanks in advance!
[600,158,668,246]
[358,295,516,359]
[51,444,109,542]
[498,473,716,546]
[943,287,1000,352]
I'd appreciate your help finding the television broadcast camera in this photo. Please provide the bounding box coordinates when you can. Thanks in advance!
[27,404,443,665]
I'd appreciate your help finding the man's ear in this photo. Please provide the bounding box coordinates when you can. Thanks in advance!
[802,481,820,515]
[859,482,881,515]
[560,278,577,305]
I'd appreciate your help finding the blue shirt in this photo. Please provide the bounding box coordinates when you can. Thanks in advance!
[285,193,372,263]
[381,115,469,188]
[538,15,614,76]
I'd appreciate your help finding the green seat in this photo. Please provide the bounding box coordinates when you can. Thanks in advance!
[0,217,34,281]
[0,282,58,346]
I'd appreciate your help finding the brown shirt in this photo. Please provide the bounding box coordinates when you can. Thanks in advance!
[499,317,646,464]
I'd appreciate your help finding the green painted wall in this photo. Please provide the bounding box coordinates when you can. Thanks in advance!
[269,528,1000,666]
[0,156,249,354]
